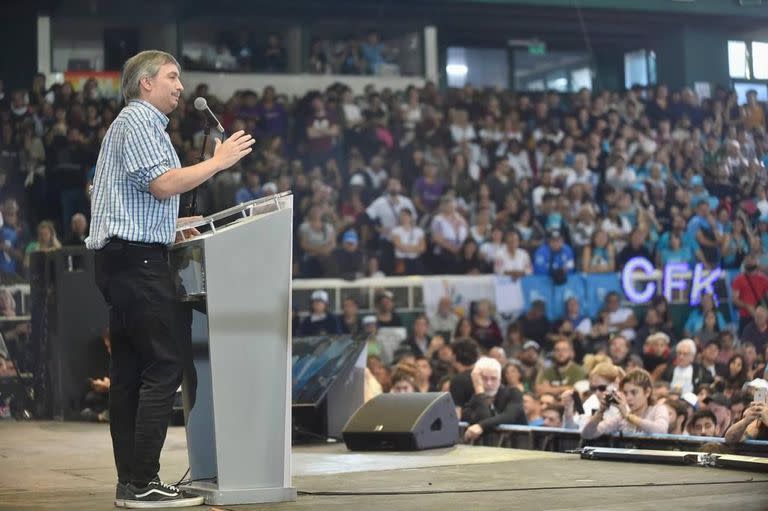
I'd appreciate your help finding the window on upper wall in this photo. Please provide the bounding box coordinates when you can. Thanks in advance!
[624,49,656,89]
[751,41,768,80]
[728,40,749,79]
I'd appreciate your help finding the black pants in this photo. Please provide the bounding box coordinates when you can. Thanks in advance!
[95,239,183,487]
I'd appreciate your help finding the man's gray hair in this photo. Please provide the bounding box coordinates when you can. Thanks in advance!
[474,356,502,378]
[121,50,180,103]
[676,338,697,356]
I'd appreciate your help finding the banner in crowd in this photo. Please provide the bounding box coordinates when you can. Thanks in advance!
[63,71,121,99]
[421,272,625,323]
[421,275,496,319]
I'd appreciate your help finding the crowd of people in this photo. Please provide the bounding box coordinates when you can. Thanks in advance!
[1,68,768,441]
[181,29,405,76]
[298,283,768,445]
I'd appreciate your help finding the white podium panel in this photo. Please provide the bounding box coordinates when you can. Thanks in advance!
[171,194,295,505]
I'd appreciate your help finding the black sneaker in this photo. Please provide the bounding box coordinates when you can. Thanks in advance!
[114,479,204,508]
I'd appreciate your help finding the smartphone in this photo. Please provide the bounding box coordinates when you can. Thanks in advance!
[572,391,585,415]
[755,387,768,404]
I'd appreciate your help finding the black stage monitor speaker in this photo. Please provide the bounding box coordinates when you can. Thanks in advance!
[342,392,458,451]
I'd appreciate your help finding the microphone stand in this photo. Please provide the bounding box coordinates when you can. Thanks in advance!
[188,117,210,217]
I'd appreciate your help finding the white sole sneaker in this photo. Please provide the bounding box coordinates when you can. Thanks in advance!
[114,494,205,508]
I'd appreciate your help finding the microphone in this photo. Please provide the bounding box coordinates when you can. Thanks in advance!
[193,97,225,134]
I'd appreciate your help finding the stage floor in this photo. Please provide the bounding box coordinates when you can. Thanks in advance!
[1,422,766,510]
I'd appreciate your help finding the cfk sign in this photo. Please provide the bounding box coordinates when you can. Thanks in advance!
[621,257,722,306]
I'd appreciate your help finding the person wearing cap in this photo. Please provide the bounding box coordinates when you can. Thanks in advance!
[375,289,403,327]
[332,229,364,280]
[297,290,341,337]
[532,228,575,279]
[518,340,543,391]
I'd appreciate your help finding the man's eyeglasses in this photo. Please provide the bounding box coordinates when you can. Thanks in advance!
[590,384,608,392]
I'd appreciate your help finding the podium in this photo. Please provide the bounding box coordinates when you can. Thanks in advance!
[170,193,296,505]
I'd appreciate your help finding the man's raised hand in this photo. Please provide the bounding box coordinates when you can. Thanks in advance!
[214,130,255,170]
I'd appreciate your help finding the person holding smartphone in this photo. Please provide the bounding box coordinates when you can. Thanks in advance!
[724,387,768,443]
[581,368,669,439]
[562,362,624,430]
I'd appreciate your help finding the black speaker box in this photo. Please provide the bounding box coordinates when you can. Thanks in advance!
[342,392,458,451]
[29,248,109,419]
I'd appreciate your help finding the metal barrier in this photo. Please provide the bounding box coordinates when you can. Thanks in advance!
[458,422,768,456]
[0,284,31,322]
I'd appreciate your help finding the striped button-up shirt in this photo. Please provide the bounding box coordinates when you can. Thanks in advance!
[85,100,181,250]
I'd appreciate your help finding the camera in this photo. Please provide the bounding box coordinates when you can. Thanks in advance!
[605,391,619,407]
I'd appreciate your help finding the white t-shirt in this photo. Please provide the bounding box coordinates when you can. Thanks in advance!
[342,103,363,125]
[430,214,468,254]
[391,226,425,259]
[607,307,636,341]
[479,241,504,263]
[671,365,694,394]
[494,246,532,276]
[366,195,417,240]
[605,166,637,190]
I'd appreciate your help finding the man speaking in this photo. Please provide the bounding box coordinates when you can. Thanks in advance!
[86,50,254,508]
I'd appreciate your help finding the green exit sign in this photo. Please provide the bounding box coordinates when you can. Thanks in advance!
[529,43,546,55]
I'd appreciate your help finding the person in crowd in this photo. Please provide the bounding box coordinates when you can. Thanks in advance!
[682,293,726,339]
[741,306,768,355]
[702,392,733,436]
[429,296,459,339]
[731,255,768,334]
[390,365,418,393]
[391,208,426,275]
[519,300,551,346]
[662,339,714,395]
[581,368,670,439]
[494,230,532,278]
[340,297,362,335]
[414,355,434,392]
[375,289,403,327]
[430,195,469,274]
[298,290,341,336]
[541,404,564,428]
[602,291,638,342]
[63,213,88,246]
[449,338,481,418]
[664,398,689,435]
[688,409,718,437]
[469,299,502,351]
[725,400,768,443]
[535,338,586,396]
[298,205,337,278]
[463,357,527,445]
[562,361,624,430]
[23,220,61,272]
[399,314,431,358]
[533,229,575,281]
[333,229,365,280]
